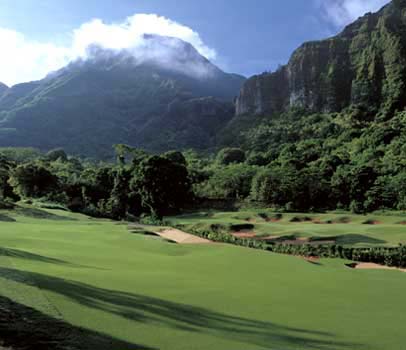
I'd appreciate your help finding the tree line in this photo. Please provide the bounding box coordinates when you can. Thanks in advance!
[2,107,406,217]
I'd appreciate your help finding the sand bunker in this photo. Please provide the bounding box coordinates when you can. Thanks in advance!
[157,229,212,244]
[348,263,406,273]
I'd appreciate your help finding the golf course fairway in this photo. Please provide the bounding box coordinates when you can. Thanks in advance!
[0,207,405,350]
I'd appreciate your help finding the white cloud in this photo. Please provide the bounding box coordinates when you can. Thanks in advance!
[0,14,217,86]
[319,0,390,27]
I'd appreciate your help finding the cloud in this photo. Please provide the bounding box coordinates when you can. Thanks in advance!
[0,28,71,87]
[318,0,390,27]
[0,14,217,86]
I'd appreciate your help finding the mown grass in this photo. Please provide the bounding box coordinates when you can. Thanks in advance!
[168,210,406,247]
[0,206,406,349]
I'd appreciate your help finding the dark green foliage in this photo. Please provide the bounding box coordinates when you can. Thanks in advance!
[198,164,257,200]
[216,148,246,165]
[0,37,244,157]
[4,3,406,221]
[0,147,42,162]
[182,224,267,250]
[0,155,16,200]
[163,151,187,166]
[8,163,59,199]
[209,107,406,212]
[45,148,68,162]
[131,155,192,218]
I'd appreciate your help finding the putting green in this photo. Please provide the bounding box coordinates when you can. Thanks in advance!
[0,207,406,349]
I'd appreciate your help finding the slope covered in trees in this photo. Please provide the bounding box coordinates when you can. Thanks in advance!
[2,1,406,215]
[0,35,244,157]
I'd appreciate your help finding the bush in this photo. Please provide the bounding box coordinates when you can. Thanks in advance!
[139,213,168,226]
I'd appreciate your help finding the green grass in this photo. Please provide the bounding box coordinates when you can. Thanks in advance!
[168,210,406,247]
[1,206,406,349]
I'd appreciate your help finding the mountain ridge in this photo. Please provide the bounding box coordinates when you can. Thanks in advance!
[0,35,245,157]
[236,0,406,118]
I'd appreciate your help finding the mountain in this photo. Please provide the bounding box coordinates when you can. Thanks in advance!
[0,83,8,96]
[236,0,406,117]
[0,35,245,157]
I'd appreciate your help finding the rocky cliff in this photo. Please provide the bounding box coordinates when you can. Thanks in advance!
[236,0,406,116]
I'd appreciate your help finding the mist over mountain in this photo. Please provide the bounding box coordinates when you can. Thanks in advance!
[0,35,245,157]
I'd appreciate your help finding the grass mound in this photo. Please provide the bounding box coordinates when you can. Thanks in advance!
[14,207,76,221]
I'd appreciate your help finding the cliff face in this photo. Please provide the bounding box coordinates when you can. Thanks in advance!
[236,0,406,116]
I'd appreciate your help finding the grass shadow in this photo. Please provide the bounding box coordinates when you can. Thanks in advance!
[14,207,77,221]
[0,294,155,350]
[309,234,386,245]
[0,267,362,350]
[0,213,16,222]
[335,234,386,245]
[0,247,104,270]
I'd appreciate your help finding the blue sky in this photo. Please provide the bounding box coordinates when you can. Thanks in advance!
[0,0,390,85]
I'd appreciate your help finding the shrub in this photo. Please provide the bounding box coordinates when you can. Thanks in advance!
[139,214,163,226]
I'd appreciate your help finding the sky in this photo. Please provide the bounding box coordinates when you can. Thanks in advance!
[0,0,390,86]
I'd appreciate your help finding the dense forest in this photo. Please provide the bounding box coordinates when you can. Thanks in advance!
[2,105,406,220]
[2,1,406,219]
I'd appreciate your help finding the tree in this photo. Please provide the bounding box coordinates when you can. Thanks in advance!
[163,151,187,166]
[130,156,191,218]
[0,156,16,200]
[202,164,257,199]
[113,144,148,166]
[45,148,68,162]
[8,163,59,198]
[250,165,299,208]
[216,148,246,165]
